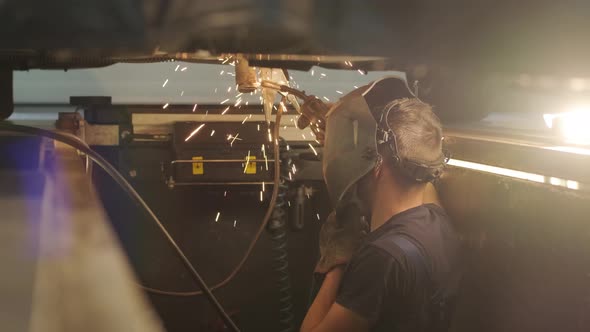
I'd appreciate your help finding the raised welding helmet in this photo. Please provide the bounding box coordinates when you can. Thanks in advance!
[322,74,447,210]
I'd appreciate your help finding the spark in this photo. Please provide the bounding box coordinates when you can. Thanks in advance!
[221,98,230,104]
[315,139,321,144]
[235,98,242,107]
[221,106,230,115]
[220,70,225,75]
[181,67,187,71]
[317,213,320,220]
[289,172,292,180]
[302,133,306,139]
[245,101,249,106]
[180,90,184,96]
[288,201,291,207]
[323,96,330,101]
[286,144,290,151]
[283,125,287,130]
[257,124,260,131]
[192,104,198,112]
[184,123,205,141]
[227,86,232,92]
[234,220,237,228]
[260,191,263,202]
[311,69,315,76]
[222,58,230,64]
[215,88,218,93]
[262,182,265,192]
[262,144,269,170]
[210,130,215,136]
[162,103,169,109]
[292,164,297,174]
[175,64,180,71]
[230,62,236,67]
[243,150,251,173]
[215,212,220,222]
[357,69,365,75]
[224,191,227,197]
[242,116,248,124]
[309,143,318,155]
[336,90,343,94]
[236,93,243,98]
[162,79,169,87]
[353,85,359,89]
[320,73,326,77]
[229,133,241,146]
[248,114,252,119]
[267,129,272,142]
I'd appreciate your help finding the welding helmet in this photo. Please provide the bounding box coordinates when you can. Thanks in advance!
[322,74,447,210]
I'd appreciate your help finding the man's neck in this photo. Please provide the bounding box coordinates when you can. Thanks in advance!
[370,182,425,232]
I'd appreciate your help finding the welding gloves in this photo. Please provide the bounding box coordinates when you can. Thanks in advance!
[315,208,369,274]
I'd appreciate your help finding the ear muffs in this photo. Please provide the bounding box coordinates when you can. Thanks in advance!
[378,101,448,183]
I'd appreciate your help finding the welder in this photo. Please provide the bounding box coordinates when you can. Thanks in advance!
[300,76,461,332]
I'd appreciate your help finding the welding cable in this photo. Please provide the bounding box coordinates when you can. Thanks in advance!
[141,104,284,296]
[0,122,240,332]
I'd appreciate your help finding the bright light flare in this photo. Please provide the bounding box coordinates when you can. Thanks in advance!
[544,105,590,145]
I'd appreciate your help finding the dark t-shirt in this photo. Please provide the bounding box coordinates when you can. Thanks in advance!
[335,204,460,332]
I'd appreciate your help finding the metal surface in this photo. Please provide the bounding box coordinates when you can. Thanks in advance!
[132,113,316,142]
[0,69,13,120]
[0,136,163,331]
[444,127,590,186]
[439,166,590,332]
[434,126,590,331]
[171,159,276,164]
[83,123,120,146]
[2,1,590,78]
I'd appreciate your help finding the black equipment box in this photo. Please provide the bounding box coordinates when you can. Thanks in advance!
[171,121,275,185]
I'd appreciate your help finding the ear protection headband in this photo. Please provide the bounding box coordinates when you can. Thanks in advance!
[376,101,449,182]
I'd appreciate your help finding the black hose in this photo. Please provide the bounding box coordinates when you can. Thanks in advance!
[266,140,295,332]
[0,122,240,332]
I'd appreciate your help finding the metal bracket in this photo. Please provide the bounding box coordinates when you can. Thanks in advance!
[165,158,277,189]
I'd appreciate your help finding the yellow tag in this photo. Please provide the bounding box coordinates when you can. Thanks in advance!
[192,156,204,175]
[245,156,257,174]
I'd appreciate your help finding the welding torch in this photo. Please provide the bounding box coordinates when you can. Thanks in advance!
[259,79,329,143]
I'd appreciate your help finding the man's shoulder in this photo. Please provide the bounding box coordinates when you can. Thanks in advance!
[365,204,457,262]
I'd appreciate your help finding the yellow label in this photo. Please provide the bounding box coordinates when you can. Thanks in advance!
[245,156,257,174]
[192,156,204,175]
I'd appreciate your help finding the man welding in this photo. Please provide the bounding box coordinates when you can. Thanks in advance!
[300,75,460,332]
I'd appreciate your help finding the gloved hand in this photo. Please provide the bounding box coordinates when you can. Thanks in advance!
[315,208,369,274]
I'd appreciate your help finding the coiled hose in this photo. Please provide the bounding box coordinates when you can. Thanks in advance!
[266,141,295,332]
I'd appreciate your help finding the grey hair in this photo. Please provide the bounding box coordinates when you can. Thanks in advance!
[384,98,443,164]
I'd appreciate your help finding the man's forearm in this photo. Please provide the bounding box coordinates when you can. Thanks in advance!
[301,267,344,332]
